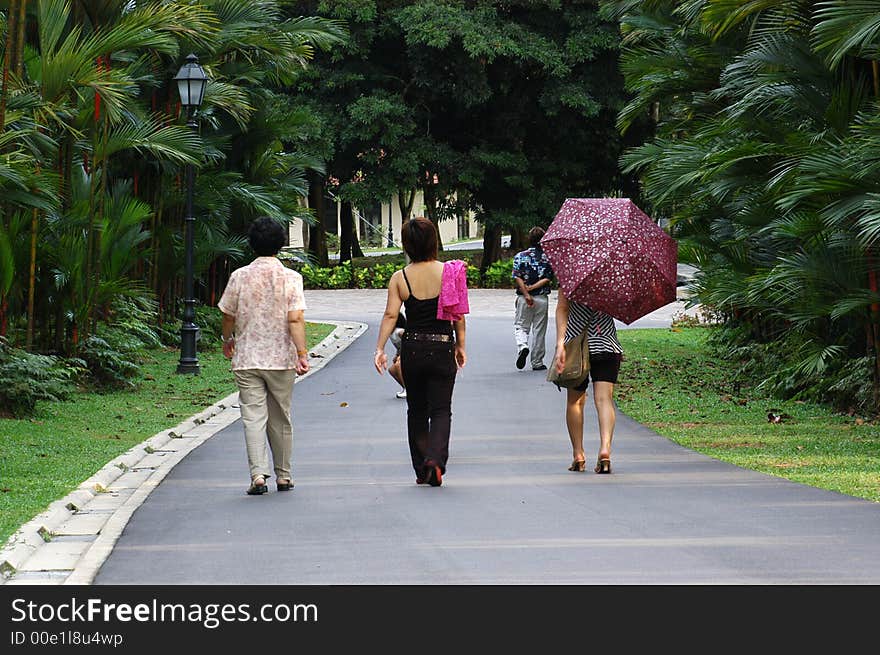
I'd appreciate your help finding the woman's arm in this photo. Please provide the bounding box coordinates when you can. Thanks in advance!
[554,291,570,373]
[374,271,404,374]
[288,309,310,375]
[453,317,466,368]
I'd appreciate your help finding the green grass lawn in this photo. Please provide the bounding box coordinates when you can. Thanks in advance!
[616,328,880,503]
[0,322,336,545]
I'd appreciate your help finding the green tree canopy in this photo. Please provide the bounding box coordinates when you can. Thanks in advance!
[290,0,640,268]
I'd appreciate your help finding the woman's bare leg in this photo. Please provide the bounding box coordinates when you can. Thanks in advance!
[566,387,587,463]
[389,356,405,389]
[592,381,616,458]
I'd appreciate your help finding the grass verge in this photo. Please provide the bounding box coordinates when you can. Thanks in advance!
[0,322,336,545]
[616,327,880,503]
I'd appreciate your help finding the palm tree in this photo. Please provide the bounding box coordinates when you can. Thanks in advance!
[0,0,344,358]
[606,0,880,410]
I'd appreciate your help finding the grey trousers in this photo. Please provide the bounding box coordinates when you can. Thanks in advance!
[514,294,549,368]
[234,369,296,481]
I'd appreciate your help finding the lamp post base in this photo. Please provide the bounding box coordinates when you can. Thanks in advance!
[177,323,201,375]
[176,359,201,375]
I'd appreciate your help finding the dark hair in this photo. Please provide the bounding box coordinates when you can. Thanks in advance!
[248,217,286,256]
[401,217,438,262]
[529,226,546,248]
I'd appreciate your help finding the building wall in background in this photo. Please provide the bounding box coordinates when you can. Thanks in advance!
[289,191,480,252]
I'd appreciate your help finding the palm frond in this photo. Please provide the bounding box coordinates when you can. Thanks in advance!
[98,115,202,164]
[812,0,880,68]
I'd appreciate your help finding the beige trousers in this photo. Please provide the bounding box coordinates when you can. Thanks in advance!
[234,369,296,481]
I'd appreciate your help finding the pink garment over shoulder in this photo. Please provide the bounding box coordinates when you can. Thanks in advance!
[437,259,470,321]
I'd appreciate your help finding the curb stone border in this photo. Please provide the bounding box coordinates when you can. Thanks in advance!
[0,319,367,586]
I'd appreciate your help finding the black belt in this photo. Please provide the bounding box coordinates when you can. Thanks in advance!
[403,332,453,343]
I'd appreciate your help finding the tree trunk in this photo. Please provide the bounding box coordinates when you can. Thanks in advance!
[510,226,528,252]
[14,0,26,79]
[352,216,364,258]
[870,62,880,408]
[83,121,101,338]
[53,293,64,353]
[398,188,415,223]
[307,171,329,266]
[480,222,503,275]
[0,3,19,341]
[91,97,111,334]
[25,207,36,349]
[339,200,354,262]
[423,182,444,251]
[0,0,18,135]
[339,200,366,262]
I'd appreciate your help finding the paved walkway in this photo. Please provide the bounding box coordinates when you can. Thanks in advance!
[3,290,880,584]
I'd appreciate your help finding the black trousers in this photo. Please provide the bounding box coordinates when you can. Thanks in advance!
[400,339,457,476]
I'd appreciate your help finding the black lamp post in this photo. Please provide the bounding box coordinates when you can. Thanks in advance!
[173,53,208,375]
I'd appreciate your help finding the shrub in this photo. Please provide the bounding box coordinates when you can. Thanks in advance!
[195,305,224,350]
[76,332,142,390]
[103,297,163,349]
[77,296,171,389]
[466,264,481,288]
[481,258,515,288]
[0,338,81,417]
[297,258,498,290]
[157,303,224,350]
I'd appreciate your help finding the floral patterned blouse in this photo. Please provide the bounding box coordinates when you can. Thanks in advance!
[218,257,307,371]
[511,246,554,295]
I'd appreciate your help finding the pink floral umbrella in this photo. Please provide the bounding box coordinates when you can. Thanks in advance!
[541,198,678,324]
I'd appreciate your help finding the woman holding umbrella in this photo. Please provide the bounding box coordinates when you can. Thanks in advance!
[542,198,676,473]
[554,290,623,473]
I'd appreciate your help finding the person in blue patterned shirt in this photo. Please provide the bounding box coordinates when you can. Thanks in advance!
[511,226,554,370]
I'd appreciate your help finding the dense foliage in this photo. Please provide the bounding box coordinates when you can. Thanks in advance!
[0,1,344,415]
[291,255,516,289]
[0,1,344,354]
[289,0,642,269]
[602,0,880,413]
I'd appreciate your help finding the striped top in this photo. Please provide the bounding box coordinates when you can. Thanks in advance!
[564,301,623,356]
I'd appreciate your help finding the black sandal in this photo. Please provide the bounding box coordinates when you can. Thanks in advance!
[594,457,611,474]
[246,475,268,495]
[276,479,294,491]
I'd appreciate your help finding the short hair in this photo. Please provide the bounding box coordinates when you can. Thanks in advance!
[529,226,546,248]
[248,217,286,256]
[401,217,438,262]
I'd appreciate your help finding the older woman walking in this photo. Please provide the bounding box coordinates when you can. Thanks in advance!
[218,217,311,495]
[374,217,468,487]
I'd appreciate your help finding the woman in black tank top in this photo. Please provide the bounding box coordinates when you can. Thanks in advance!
[373,218,467,487]
[401,268,454,336]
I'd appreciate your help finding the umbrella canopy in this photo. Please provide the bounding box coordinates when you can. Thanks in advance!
[541,198,678,324]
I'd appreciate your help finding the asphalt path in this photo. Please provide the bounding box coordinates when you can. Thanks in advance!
[94,290,880,584]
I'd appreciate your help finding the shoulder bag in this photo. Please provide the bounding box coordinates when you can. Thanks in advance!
[546,331,590,390]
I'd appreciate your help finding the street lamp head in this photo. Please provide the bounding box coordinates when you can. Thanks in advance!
[173,53,209,109]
